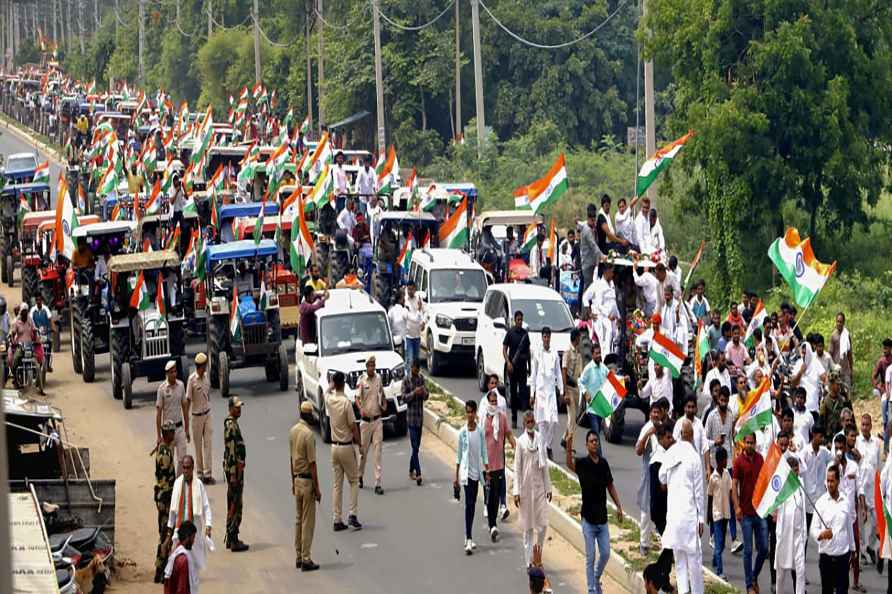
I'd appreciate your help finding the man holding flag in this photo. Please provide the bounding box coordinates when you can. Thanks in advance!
[733,432,769,594]
[812,465,853,594]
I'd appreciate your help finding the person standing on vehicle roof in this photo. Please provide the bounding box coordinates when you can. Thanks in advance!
[169,173,186,233]
[354,155,377,217]
[503,310,532,429]
[579,204,603,304]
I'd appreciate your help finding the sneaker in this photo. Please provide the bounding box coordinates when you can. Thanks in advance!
[490,526,499,542]
[333,521,348,532]
[483,506,488,518]
[348,515,362,531]
[718,574,728,581]
[464,539,473,555]
[469,540,477,550]
[374,485,384,495]
[731,540,744,554]
[500,505,509,521]
[416,476,423,486]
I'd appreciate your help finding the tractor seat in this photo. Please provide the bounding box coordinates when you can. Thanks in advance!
[238,295,266,325]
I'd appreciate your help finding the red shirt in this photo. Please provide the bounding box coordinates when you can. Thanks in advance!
[163,553,190,594]
[732,450,764,517]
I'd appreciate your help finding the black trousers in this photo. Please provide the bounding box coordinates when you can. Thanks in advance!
[819,552,850,594]
[485,470,505,529]
[768,516,777,585]
[508,370,529,424]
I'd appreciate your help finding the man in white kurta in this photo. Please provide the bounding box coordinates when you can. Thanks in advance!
[529,328,563,459]
[659,420,705,594]
[774,456,807,594]
[167,455,213,573]
[581,264,619,356]
[855,414,882,559]
[513,417,552,568]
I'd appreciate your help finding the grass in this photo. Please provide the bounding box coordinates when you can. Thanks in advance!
[549,465,581,497]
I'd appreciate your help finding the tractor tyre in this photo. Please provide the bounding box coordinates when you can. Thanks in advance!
[80,315,96,383]
[208,317,225,390]
[70,303,83,375]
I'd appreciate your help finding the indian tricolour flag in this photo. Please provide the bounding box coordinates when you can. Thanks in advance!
[768,227,836,308]
[300,115,311,135]
[694,320,709,383]
[253,197,267,245]
[54,176,77,259]
[520,223,538,254]
[290,194,314,277]
[527,153,568,214]
[648,332,685,378]
[875,471,892,561]
[586,370,627,419]
[399,231,414,272]
[130,271,152,311]
[144,179,162,216]
[513,185,529,209]
[744,300,767,348]
[734,378,773,442]
[33,161,50,184]
[439,196,468,249]
[754,443,801,518]
[310,164,333,210]
[230,285,241,343]
[377,146,398,195]
[636,131,693,196]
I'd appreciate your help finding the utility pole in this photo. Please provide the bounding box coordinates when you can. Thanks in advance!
[642,0,656,197]
[470,0,485,159]
[207,0,212,38]
[252,0,261,83]
[305,0,313,133]
[51,0,58,45]
[66,0,72,55]
[316,0,324,133]
[454,0,461,141]
[372,0,385,152]
[138,0,145,83]
[94,0,99,29]
[77,0,85,54]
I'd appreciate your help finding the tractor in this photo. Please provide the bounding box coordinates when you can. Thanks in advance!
[67,221,136,382]
[0,182,51,286]
[371,211,439,309]
[107,251,186,409]
[203,239,288,398]
[19,210,57,305]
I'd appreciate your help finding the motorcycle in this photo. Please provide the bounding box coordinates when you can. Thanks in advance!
[39,326,53,374]
[14,341,45,393]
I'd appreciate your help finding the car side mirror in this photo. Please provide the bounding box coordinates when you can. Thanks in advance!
[493,317,506,330]
[304,343,318,355]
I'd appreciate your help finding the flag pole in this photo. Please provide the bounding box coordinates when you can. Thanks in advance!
[789,297,818,338]
[797,483,829,529]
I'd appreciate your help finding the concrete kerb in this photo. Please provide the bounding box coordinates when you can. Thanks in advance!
[423,375,737,594]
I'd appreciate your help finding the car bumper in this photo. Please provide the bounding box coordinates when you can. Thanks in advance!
[432,328,476,355]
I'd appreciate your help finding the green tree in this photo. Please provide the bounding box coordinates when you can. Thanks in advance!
[645,0,892,299]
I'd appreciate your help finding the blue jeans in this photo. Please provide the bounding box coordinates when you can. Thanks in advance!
[408,425,422,476]
[712,518,728,575]
[741,515,768,590]
[582,519,610,594]
[883,399,890,452]
[405,337,421,371]
[464,480,479,539]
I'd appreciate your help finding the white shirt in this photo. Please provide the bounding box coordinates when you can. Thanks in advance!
[528,243,545,278]
[529,347,563,399]
[404,293,424,339]
[634,211,652,251]
[810,491,851,556]
[792,407,814,451]
[672,416,707,455]
[615,208,635,244]
[649,220,666,252]
[659,440,705,554]
[855,433,882,499]
[480,389,509,418]
[702,367,732,401]
[837,456,859,519]
[388,303,408,340]
[799,443,832,513]
[582,277,617,318]
[354,166,377,198]
[633,269,660,315]
[332,164,349,195]
[641,372,673,407]
[336,208,357,235]
[558,241,574,269]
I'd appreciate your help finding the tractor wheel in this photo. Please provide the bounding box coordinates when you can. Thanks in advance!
[80,315,95,383]
[208,317,225,390]
[264,360,276,382]
[110,328,129,400]
[219,351,231,399]
[122,363,133,409]
[6,254,13,287]
[319,394,332,444]
[169,321,185,358]
[21,267,38,306]
[330,254,347,288]
[278,343,289,391]
[70,304,83,375]
[372,271,391,309]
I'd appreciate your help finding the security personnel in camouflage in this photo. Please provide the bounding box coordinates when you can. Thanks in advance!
[153,420,176,583]
[223,396,250,552]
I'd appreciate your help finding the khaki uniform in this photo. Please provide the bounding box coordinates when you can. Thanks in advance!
[562,346,583,440]
[326,389,359,522]
[357,373,386,487]
[156,380,187,469]
[289,419,316,562]
[187,371,213,478]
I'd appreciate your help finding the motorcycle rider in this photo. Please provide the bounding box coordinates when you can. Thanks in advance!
[29,294,53,372]
[10,305,41,388]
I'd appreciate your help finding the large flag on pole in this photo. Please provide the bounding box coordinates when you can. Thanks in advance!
[636,131,693,197]
[767,228,836,308]
[585,371,627,419]
[694,320,709,383]
[744,301,767,348]
[648,332,685,378]
[754,443,802,518]
[290,194,314,277]
[734,378,773,442]
[439,196,469,249]
[527,153,568,214]
[54,176,77,259]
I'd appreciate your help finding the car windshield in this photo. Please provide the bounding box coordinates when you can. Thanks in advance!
[320,312,392,356]
[429,269,487,303]
[512,298,573,333]
[6,156,36,171]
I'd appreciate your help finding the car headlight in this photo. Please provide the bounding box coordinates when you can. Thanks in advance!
[435,314,452,328]
[391,366,405,382]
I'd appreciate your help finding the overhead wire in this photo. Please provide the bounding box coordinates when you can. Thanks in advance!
[377,0,456,32]
[252,13,290,48]
[477,0,632,50]
[313,5,350,31]
[210,12,252,31]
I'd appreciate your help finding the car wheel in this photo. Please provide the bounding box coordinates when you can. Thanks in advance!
[122,363,133,410]
[427,332,441,376]
[278,344,289,391]
[476,351,487,392]
[219,351,230,398]
[319,395,332,444]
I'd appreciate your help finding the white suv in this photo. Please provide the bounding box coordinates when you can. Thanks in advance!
[474,283,574,391]
[294,289,408,442]
[408,249,489,375]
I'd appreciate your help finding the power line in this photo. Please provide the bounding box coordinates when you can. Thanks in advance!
[210,12,251,31]
[252,13,289,48]
[478,0,631,50]
[377,0,455,32]
[313,5,350,31]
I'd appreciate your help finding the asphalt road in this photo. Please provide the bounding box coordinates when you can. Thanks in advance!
[432,356,888,592]
[0,119,63,202]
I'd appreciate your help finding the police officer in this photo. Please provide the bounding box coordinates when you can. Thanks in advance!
[155,359,189,471]
[326,371,362,531]
[153,420,176,583]
[223,396,249,552]
[187,352,213,483]
[290,401,321,571]
[358,356,386,494]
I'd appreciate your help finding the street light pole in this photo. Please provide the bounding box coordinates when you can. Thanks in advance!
[372,0,386,152]
[470,0,485,159]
